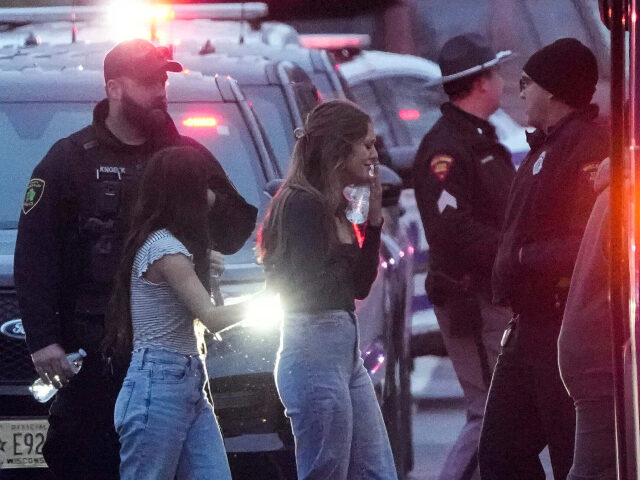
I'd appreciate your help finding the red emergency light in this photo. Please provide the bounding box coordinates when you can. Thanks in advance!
[182,116,218,128]
[398,109,421,121]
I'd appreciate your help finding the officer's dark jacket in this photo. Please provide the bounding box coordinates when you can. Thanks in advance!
[14,99,258,354]
[413,103,515,287]
[492,104,609,316]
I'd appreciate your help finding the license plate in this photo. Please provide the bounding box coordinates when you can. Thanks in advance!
[0,418,49,469]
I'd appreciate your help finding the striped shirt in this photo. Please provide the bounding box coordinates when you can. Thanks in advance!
[130,229,200,355]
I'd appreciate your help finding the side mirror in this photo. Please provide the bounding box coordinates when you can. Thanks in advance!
[379,164,402,207]
[264,179,284,199]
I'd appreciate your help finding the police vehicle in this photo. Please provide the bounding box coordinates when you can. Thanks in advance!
[0,66,277,477]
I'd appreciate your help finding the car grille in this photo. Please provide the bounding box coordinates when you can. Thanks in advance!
[0,293,36,385]
[209,373,290,440]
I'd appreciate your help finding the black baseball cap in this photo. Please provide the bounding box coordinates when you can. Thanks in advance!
[435,33,515,85]
[103,39,183,82]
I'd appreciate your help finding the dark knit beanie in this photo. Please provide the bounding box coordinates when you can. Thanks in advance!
[523,38,598,109]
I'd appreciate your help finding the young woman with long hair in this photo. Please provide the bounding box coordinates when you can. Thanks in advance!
[103,146,237,480]
[258,100,398,479]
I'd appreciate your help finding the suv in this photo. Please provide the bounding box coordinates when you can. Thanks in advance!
[0,66,278,477]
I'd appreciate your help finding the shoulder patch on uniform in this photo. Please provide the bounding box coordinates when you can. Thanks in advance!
[22,179,45,215]
[430,154,454,181]
[581,161,600,184]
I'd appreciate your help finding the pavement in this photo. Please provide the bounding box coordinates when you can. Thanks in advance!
[408,308,553,479]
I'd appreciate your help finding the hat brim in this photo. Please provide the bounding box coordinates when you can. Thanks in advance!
[165,60,183,73]
[429,50,517,87]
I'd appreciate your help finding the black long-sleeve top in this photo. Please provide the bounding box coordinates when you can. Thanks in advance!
[266,190,382,313]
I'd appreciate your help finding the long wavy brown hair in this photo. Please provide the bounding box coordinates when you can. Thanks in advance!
[102,146,211,365]
[257,99,371,271]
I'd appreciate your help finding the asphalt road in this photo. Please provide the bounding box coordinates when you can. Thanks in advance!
[409,310,554,480]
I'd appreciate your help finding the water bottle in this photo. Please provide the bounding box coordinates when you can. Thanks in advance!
[345,164,376,224]
[29,349,87,403]
[345,185,371,224]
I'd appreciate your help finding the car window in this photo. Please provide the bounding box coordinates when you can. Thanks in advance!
[0,101,264,264]
[241,85,295,174]
[171,104,264,209]
[349,81,394,146]
[379,76,445,146]
[0,103,89,230]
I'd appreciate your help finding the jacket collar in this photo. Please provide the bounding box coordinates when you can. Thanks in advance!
[526,103,600,150]
[92,99,181,152]
[441,102,498,141]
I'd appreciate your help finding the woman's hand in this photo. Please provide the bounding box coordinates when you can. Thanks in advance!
[367,163,382,227]
[335,216,356,244]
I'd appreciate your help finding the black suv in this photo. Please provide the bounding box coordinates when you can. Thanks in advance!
[0,66,278,477]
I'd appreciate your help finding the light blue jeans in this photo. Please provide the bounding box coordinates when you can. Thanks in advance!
[275,310,398,480]
[114,347,231,480]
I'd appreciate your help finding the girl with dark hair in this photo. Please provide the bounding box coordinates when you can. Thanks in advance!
[258,100,398,479]
[104,146,236,480]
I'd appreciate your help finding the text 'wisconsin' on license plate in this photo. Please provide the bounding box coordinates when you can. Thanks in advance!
[0,418,49,469]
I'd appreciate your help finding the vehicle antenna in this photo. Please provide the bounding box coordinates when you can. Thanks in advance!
[239,2,245,45]
[71,0,77,43]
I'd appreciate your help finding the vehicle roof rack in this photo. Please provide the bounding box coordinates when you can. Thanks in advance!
[0,3,268,24]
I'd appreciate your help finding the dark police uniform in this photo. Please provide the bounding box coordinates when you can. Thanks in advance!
[413,102,515,480]
[14,99,258,479]
[478,104,608,480]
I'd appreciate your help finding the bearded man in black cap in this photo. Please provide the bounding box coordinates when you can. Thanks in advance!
[14,39,257,479]
[478,38,609,480]
[413,33,516,480]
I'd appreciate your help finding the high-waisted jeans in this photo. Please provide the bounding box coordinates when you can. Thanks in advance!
[275,310,398,480]
[114,347,231,480]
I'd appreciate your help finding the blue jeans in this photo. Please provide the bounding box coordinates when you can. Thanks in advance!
[275,310,398,480]
[114,348,231,480]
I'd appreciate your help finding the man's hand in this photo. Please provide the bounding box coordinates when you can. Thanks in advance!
[209,249,225,277]
[31,343,74,388]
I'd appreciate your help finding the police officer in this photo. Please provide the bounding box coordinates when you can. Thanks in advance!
[14,39,258,479]
[478,38,609,480]
[413,34,515,480]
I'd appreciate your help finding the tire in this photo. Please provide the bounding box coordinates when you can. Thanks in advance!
[381,288,413,479]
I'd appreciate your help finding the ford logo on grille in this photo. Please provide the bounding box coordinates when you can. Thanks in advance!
[0,319,26,340]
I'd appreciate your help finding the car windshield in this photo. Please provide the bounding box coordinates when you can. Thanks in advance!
[0,102,264,264]
[242,85,295,174]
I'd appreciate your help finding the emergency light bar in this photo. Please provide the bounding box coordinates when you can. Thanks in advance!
[0,3,268,24]
[298,34,371,50]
